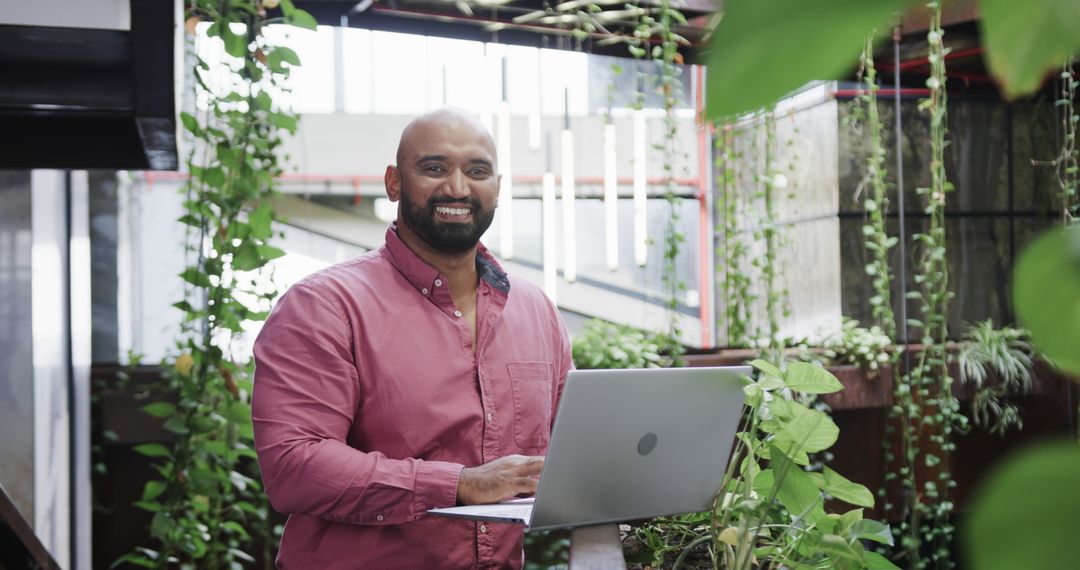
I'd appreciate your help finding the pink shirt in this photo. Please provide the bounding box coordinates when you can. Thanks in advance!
[252,225,572,569]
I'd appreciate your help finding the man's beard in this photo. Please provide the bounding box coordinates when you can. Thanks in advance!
[399,189,495,254]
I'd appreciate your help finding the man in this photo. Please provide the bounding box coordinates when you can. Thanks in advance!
[251,107,572,569]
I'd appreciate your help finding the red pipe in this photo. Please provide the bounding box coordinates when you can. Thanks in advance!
[880,46,984,71]
[695,65,712,348]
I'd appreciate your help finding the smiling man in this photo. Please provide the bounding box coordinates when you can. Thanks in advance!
[251,108,572,569]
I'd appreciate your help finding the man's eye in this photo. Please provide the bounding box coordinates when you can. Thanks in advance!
[423,165,445,173]
[468,168,490,176]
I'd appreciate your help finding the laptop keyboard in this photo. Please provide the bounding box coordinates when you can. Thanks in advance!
[474,505,533,518]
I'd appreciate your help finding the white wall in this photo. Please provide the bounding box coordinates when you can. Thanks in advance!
[0,0,129,30]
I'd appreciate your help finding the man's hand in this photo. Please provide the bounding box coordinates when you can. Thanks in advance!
[456,455,544,505]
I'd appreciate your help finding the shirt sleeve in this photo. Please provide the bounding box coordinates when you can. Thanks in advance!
[251,282,463,525]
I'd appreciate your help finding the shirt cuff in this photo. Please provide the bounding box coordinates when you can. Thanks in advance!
[412,460,463,516]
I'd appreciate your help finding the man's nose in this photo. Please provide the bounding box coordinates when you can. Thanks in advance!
[443,169,470,198]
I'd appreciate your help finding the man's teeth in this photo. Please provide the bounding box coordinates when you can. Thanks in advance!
[436,206,470,216]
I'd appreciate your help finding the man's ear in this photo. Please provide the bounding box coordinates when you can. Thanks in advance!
[385,165,401,202]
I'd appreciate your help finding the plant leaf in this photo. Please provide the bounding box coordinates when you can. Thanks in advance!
[140,402,176,418]
[142,480,167,502]
[705,0,916,119]
[774,407,839,454]
[769,444,822,521]
[864,551,902,570]
[979,0,1080,99]
[1012,226,1080,375]
[821,467,875,508]
[963,441,1080,570]
[288,9,318,31]
[749,358,782,378]
[133,443,172,458]
[784,362,844,394]
[851,519,893,546]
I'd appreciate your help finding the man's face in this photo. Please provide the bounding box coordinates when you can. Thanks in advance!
[392,121,500,254]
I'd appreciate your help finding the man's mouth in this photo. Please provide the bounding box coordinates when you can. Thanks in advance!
[434,205,472,219]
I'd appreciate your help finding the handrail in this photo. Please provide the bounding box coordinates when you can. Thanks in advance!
[0,481,61,570]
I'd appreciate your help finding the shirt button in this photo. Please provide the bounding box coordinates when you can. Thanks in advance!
[434,279,443,287]
[453,310,462,317]
[376,514,384,521]
[480,524,487,533]
[486,412,493,423]
[421,288,429,295]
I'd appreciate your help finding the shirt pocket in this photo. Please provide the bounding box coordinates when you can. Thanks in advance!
[507,361,554,449]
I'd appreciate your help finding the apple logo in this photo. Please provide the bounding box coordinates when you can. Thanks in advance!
[637,432,658,456]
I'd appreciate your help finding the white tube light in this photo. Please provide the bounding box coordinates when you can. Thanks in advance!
[561,128,576,283]
[603,122,619,271]
[633,109,648,267]
[496,101,514,259]
[542,171,558,304]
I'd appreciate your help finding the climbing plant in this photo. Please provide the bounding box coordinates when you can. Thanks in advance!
[1058,60,1078,224]
[716,122,754,347]
[886,4,967,568]
[856,31,898,337]
[117,1,313,568]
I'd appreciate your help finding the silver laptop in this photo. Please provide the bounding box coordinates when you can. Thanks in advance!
[428,365,749,531]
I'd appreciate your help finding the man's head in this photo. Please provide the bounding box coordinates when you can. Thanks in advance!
[385,107,501,255]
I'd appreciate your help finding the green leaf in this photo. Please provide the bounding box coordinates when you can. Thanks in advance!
[864,551,902,570]
[231,241,263,271]
[133,500,161,512]
[221,24,248,58]
[248,203,274,240]
[769,444,821,520]
[110,553,155,568]
[784,362,843,394]
[851,519,893,546]
[749,358,782,378]
[132,443,172,458]
[774,407,839,454]
[288,8,318,31]
[141,480,167,502]
[267,46,301,72]
[257,244,286,261]
[980,0,1080,99]
[964,441,1080,570]
[1012,226,1080,374]
[180,268,211,287]
[223,521,252,541]
[705,0,916,118]
[821,467,874,508]
[140,402,176,418]
[204,166,226,188]
[180,111,201,135]
[268,112,298,132]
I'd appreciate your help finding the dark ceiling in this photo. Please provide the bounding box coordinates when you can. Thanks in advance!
[294,0,718,63]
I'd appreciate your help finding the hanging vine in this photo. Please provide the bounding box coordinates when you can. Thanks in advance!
[759,109,785,358]
[717,122,753,347]
[857,31,898,337]
[1058,59,1078,224]
[888,4,967,568]
[118,1,313,568]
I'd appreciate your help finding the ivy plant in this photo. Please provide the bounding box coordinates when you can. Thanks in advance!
[571,319,665,370]
[116,0,314,568]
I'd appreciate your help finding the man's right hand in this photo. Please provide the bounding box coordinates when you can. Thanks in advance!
[456,455,545,505]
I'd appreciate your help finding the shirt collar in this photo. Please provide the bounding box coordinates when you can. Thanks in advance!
[382,223,510,297]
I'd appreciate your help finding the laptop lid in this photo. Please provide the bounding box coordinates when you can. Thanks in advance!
[427,365,748,531]
[528,365,748,531]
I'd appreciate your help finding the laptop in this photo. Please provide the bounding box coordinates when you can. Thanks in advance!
[428,365,749,532]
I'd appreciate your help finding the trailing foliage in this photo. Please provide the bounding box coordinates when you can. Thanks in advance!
[571,319,664,370]
[814,318,894,374]
[633,360,898,570]
[716,122,754,347]
[1058,60,1079,224]
[886,5,966,568]
[855,32,898,337]
[117,1,313,568]
[957,320,1035,436]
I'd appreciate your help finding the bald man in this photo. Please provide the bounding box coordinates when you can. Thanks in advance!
[252,108,573,569]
